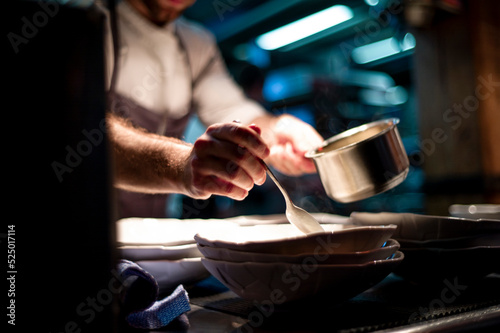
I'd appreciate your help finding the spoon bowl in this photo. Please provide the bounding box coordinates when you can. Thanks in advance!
[262,161,324,234]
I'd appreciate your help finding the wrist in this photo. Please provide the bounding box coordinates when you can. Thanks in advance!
[172,143,195,197]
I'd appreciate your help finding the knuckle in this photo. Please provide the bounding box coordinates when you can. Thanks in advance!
[191,157,204,170]
[236,144,247,156]
[224,182,235,193]
[258,168,267,180]
[206,123,225,137]
[225,161,240,180]
[206,123,220,133]
[234,149,251,163]
[225,183,248,200]
[191,175,205,188]
[231,126,252,143]
[193,138,210,151]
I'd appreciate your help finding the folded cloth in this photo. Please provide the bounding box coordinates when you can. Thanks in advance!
[117,259,191,329]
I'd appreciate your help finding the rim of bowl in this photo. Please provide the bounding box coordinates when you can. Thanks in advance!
[201,250,405,268]
[194,224,397,246]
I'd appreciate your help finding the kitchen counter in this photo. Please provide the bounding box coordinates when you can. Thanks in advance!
[131,273,500,333]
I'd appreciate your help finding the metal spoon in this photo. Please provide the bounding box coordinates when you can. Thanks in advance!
[261,160,324,234]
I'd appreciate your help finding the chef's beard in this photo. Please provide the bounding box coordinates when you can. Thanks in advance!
[140,0,186,26]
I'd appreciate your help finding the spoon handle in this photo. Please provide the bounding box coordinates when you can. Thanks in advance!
[260,160,291,204]
[230,120,292,206]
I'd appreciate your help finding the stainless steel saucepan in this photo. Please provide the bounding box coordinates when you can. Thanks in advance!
[305,118,409,203]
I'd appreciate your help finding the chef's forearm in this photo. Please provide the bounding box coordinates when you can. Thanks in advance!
[106,113,192,194]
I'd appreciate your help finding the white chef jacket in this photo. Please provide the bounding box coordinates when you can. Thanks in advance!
[103,1,267,218]
[107,1,266,135]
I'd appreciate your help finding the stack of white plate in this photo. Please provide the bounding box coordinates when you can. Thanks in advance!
[114,213,350,295]
[194,220,403,304]
[350,212,500,283]
[115,218,231,294]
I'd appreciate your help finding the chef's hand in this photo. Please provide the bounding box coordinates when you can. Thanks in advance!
[184,122,269,200]
[260,114,324,176]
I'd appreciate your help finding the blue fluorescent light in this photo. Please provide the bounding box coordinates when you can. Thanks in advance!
[351,33,416,64]
[256,5,354,50]
[262,66,314,101]
[364,0,379,6]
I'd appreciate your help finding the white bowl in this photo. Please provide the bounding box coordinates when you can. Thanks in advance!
[197,239,400,265]
[350,212,500,241]
[194,224,396,255]
[201,251,404,303]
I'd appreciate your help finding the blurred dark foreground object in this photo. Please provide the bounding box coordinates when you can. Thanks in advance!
[5,1,117,331]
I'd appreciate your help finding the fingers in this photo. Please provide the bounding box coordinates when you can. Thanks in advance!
[206,122,270,160]
[264,114,322,176]
[193,133,267,185]
[272,115,322,147]
[191,175,250,201]
[267,142,317,176]
[248,124,262,135]
[185,117,323,199]
[187,122,269,200]
[191,153,261,192]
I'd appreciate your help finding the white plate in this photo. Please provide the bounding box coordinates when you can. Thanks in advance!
[116,218,241,246]
[118,243,202,261]
[136,258,210,294]
[116,214,350,246]
[350,212,500,241]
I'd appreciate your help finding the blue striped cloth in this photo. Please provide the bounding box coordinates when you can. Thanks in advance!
[117,259,191,329]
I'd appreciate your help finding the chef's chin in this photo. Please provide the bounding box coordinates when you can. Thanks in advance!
[157,0,196,11]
